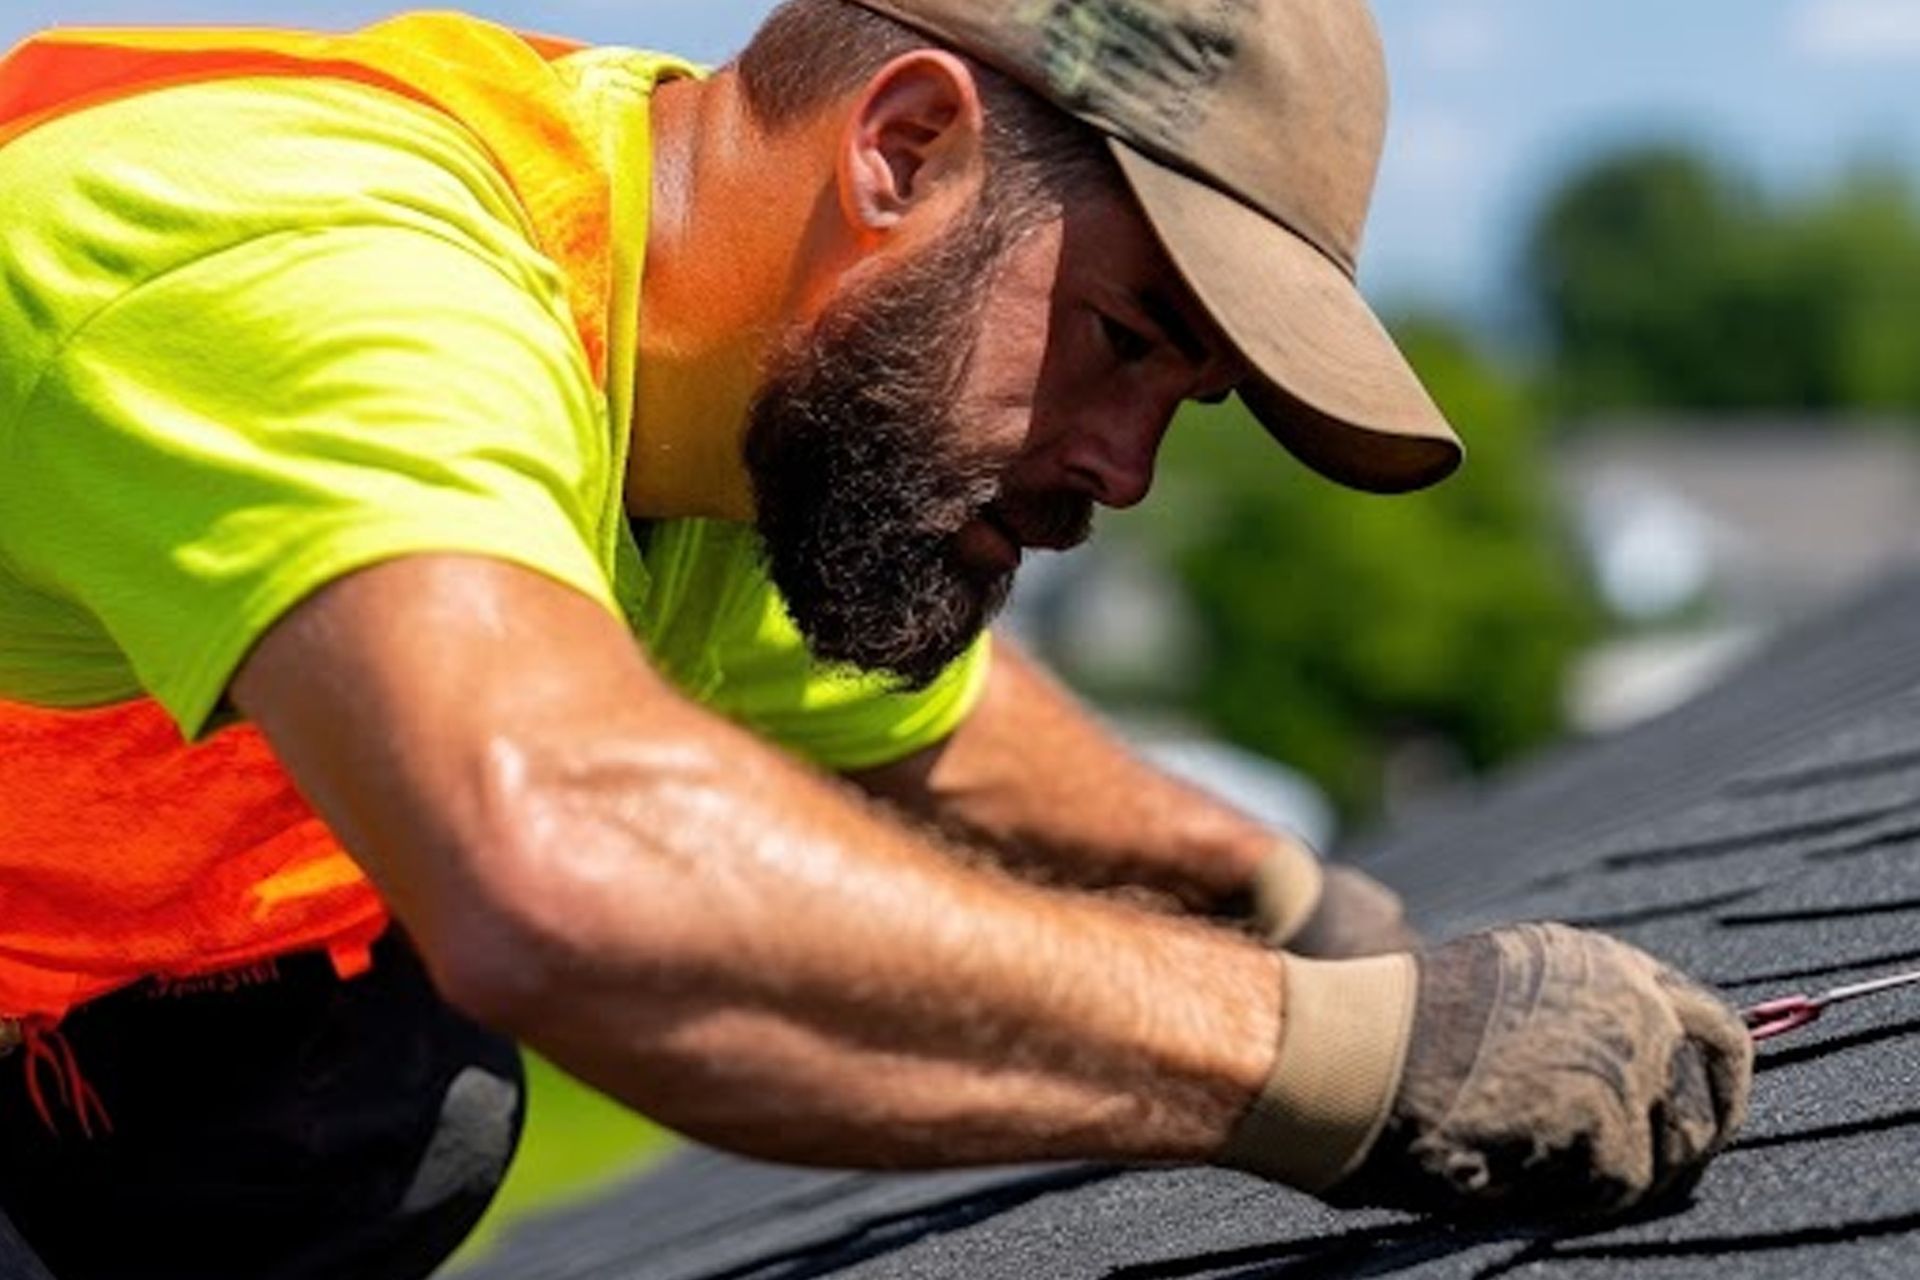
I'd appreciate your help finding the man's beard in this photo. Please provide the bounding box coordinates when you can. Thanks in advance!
[745,208,1091,690]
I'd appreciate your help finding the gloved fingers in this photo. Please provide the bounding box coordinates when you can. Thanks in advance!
[1548,1076,1653,1219]
[1282,865,1422,959]
[1333,867,1422,951]
[1654,966,1755,1144]
[1443,1082,1642,1220]
[1645,1039,1722,1205]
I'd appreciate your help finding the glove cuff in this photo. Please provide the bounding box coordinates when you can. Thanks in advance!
[1252,840,1327,946]
[1217,952,1418,1192]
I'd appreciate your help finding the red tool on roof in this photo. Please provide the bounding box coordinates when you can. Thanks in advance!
[1743,966,1920,1041]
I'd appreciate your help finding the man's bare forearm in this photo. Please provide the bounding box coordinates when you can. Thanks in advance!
[853,639,1293,913]
[235,557,1281,1170]
[502,706,1282,1167]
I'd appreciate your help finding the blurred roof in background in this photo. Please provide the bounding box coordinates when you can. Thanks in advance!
[1558,422,1920,732]
[1563,421,1920,621]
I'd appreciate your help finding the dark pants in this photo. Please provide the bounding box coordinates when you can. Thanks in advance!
[0,934,525,1280]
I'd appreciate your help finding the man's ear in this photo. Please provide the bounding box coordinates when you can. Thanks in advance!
[839,50,987,237]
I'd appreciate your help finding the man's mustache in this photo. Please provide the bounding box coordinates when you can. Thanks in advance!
[987,493,1095,552]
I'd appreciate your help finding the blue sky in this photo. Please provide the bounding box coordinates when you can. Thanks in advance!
[6,1,1918,328]
[1368,0,1920,328]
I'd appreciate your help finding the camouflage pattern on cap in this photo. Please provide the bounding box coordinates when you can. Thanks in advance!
[849,0,1385,281]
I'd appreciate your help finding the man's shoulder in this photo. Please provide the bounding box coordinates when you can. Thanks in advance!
[0,75,547,365]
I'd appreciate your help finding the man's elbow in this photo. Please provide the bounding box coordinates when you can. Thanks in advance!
[420,894,562,1035]
[407,740,724,1037]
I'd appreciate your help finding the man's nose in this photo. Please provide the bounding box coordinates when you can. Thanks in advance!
[1063,401,1174,510]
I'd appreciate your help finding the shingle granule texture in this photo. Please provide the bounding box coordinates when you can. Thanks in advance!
[460,573,1920,1280]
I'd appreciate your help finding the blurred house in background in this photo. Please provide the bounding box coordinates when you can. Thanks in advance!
[1558,420,1920,731]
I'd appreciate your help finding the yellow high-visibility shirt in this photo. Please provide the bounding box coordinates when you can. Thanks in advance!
[0,51,988,770]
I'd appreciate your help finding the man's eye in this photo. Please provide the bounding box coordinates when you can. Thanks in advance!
[1099,314,1154,364]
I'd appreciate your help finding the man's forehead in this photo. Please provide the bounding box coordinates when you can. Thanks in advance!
[1053,187,1177,291]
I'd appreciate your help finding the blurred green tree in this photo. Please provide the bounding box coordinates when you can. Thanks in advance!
[1106,319,1596,821]
[1525,145,1920,416]
[1793,170,1920,412]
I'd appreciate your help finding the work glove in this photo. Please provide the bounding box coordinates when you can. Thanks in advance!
[1218,922,1753,1220]
[1252,840,1421,958]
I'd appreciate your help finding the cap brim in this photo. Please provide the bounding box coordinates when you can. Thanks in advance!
[1111,142,1463,495]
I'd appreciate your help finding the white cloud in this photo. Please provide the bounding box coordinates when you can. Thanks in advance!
[1791,0,1920,63]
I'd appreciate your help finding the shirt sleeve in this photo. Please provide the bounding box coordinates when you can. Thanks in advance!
[0,224,617,737]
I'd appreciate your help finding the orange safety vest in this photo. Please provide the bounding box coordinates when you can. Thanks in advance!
[0,13,617,1023]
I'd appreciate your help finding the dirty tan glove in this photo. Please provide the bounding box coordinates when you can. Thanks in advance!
[1220,923,1753,1220]
[1253,842,1421,958]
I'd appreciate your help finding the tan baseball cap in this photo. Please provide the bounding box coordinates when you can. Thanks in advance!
[844,0,1462,493]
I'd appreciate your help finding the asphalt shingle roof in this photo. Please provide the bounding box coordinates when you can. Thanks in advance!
[462,572,1920,1280]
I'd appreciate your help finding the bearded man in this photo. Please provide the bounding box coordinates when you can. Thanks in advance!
[0,2,1752,1277]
